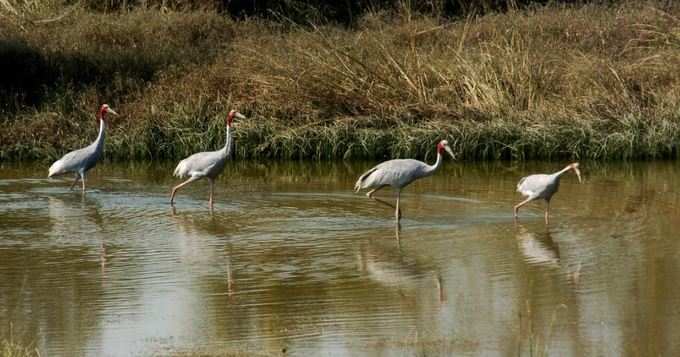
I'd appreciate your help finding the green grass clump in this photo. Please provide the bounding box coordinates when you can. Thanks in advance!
[0,324,38,357]
[1,340,38,357]
[2,1,680,161]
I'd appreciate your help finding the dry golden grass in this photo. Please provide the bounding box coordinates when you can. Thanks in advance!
[0,324,39,357]
[2,1,680,161]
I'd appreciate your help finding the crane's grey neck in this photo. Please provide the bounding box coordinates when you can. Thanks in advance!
[426,151,444,175]
[222,125,232,157]
[553,165,572,178]
[94,118,106,151]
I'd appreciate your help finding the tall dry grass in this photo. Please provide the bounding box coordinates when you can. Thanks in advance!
[0,324,38,357]
[2,1,680,161]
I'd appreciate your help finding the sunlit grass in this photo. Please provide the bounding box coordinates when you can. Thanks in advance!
[2,1,680,161]
[0,324,39,357]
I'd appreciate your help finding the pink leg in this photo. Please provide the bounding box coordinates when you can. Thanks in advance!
[437,274,444,304]
[208,178,215,208]
[69,174,80,191]
[514,197,534,218]
[366,185,386,199]
[395,189,401,222]
[170,176,200,205]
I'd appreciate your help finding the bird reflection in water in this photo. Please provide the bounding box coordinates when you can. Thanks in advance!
[47,195,108,275]
[358,230,444,304]
[171,212,238,302]
[515,223,583,285]
[515,224,561,269]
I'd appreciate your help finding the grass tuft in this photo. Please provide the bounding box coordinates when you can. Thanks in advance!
[2,1,680,161]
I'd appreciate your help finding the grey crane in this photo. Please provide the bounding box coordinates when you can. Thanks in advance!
[48,104,118,192]
[354,140,455,222]
[514,162,582,224]
[170,109,246,208]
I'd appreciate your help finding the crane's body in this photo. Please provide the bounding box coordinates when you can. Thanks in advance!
[170,110,245,208]
[354,140,455,222]
[514,163,582,223]
[47,104,118,192]
[356,159,436,191]
[173,146,230,181]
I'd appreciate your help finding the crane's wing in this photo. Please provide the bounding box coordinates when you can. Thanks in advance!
[48,147,92,177]
[355,159,429,191]
[516,176,528,192]
[173,150,221,178]
[517,174,552,198]
[354,166,380,192]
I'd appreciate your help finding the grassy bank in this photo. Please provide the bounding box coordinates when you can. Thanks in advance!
[2,1,680,161]
[0,326,38,357]
[0,340,37,357]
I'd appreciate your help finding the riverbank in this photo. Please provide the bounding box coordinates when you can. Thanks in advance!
[2,1,679,161]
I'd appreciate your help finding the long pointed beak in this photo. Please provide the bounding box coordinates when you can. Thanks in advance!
[574,167,582,183]
[108,109,119,116]
[235,112,246,120]
[445,146,456,160]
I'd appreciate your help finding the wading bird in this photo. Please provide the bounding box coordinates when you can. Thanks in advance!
[48,104,118,192]
[170,110,246,208]
[354,140,455,223]
[514,163,582,224]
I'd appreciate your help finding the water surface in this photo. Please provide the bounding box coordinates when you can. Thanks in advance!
[1,161,679,356]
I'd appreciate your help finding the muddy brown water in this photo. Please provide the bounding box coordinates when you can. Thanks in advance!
[1,161,679,356]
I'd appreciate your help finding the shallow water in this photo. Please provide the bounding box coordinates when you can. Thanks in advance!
[1,160,679,356]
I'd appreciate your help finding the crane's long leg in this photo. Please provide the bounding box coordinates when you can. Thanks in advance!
[513,197,534,218]
[69,174,80,191]
[371,197,395,208]
[366,186,402,221]
[395,189,401,222]
[437,273,444,304]
[208,178,215,208]
[366,185,387,199]
[544,200,550,225]
[170,176,200,205]
[81,173,86,193]
[367,186,396,208]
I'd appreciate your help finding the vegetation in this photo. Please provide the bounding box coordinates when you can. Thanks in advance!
[0,324,38,357]
[1,1,680,161]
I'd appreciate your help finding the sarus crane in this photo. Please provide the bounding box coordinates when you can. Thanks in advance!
[170,109,246,208]
[48,104,118,192]
[514,162,582,224]
[354,140,455,223]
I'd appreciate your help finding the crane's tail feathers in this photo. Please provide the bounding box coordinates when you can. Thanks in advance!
[516,176,527,192]
[48,160,64,178]
[173,160,188,178]
[354,167,378,193]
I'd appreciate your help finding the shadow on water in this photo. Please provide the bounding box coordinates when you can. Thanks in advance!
[1,160,680,356]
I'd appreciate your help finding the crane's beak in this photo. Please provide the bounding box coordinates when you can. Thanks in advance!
[235,112,246,120]
[444,146,456,160]
[574,167,582,183]
[108,109,119,116]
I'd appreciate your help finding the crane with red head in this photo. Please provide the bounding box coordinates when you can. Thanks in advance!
[170,109,246,209]
[48,104,118,192]
[354,139,456,223]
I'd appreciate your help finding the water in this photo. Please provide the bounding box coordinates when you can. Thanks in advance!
[1,161,679,356]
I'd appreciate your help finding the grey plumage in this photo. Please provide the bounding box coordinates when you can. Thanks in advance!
[170,110,245,208]
[354,140,455,222]
[355,159,435,192]
[47,104,118,192]
[173,138,232,180]
[514,162,582,223]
